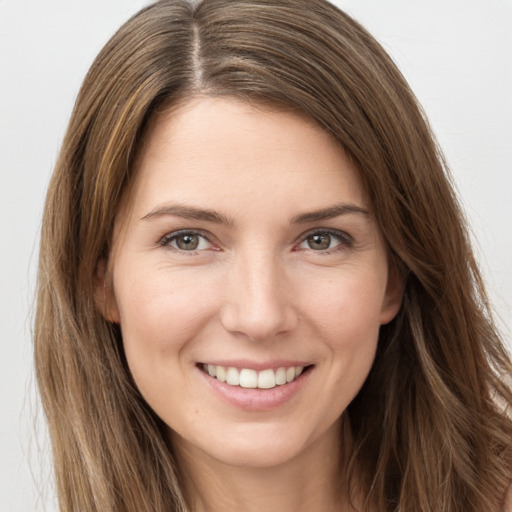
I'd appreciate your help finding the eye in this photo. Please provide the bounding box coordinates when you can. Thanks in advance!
[297,230,351,252]
[160,230,214,252]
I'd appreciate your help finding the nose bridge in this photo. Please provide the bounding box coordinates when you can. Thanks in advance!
[221,244,296,341]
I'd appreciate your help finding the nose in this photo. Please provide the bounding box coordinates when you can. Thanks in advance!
[220,250,298,342]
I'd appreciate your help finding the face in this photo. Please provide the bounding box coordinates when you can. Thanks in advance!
[103,97,402,469]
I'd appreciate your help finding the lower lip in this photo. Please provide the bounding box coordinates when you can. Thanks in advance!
[198,367,312,411]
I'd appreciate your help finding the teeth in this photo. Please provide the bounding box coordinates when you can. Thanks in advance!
[203,364,307,389]
[258,369,276,389]
[216,365,226,383]
[226,367,240,386]
[275,367,286,385]
[240,369,257,388]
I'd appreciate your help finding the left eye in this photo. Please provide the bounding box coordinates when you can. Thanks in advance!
[161,231,213,251]
[298,231,347,251]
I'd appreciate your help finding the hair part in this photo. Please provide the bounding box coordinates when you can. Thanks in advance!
[35,1,512,511]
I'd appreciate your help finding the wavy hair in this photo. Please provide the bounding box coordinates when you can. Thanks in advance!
[34,0,512,510]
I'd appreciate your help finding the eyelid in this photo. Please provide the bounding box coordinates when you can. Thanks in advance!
[159,229,218,251]
[158,227,353,253]
[294,228,353,251]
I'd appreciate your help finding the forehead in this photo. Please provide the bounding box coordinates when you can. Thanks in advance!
[127,96,367,221]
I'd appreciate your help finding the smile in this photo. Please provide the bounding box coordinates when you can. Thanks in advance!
[201,364,308,389]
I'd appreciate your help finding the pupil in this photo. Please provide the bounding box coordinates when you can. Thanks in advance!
[177,234,199,250]
[308,234,330,250]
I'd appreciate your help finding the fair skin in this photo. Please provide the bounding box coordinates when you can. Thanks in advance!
[102,97,403,512]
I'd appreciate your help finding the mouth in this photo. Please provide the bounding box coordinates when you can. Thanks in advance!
[199,363,313,390]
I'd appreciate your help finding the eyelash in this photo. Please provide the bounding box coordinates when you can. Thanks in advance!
[158,229,215,253]
[158,228,353,255]
[296,228,353,254]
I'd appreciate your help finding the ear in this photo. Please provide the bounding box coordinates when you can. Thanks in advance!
[379,264,405,325]
[94,259,120,323]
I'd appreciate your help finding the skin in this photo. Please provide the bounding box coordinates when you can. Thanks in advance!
[101,96,403,512]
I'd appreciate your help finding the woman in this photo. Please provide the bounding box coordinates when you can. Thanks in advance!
[34,0,512,511]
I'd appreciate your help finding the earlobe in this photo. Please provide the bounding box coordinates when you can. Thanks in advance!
[380,266,405,325]
[94,259,120,323]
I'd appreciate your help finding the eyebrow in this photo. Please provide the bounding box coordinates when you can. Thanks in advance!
[290,203,370,223]
[140,204,233,225]
[140,202,369,224]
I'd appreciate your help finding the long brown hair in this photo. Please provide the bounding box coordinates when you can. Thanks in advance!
[34,1,512,510]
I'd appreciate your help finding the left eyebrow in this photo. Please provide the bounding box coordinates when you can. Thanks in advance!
[290,203,370,224]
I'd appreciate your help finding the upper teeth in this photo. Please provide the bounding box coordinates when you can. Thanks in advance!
[203,364,305,389]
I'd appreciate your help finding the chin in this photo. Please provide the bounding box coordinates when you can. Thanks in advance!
[171,417,340,471]
[207,439,307,469]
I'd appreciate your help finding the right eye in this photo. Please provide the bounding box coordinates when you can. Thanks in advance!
[159,230,214,252]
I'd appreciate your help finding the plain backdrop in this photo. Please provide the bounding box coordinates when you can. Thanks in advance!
[1,1,511,510]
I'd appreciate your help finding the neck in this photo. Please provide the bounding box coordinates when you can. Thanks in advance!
[172,417,356,512]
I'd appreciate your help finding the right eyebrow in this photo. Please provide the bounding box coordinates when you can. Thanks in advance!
[140,203,233,225]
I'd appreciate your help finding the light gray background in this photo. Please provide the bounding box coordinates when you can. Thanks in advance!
[1,1,511,510]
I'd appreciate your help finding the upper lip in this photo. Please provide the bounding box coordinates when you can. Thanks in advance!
[198,360,312,371]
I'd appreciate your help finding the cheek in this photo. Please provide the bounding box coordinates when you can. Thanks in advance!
[303,270,386,388]
[113,268,220,376]
[305,269,387,341]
